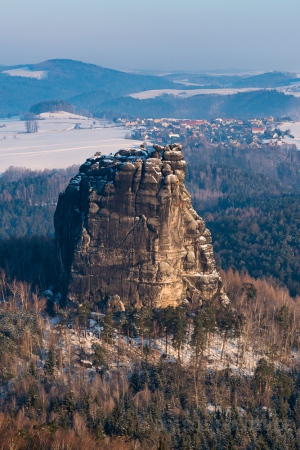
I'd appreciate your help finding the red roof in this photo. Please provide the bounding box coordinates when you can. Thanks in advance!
[252,127,265,133]
[180,120,206,126]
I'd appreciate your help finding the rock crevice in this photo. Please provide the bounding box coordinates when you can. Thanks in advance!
[54,144,228,308]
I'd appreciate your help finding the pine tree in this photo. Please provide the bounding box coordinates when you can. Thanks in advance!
[102,311,115,345]
[44,346,55,378]
[218,308,244,360]
[96,421,106,440]
[78,301,91,338]
[92,343,107,368]
[64,390,76,416]
[161,306,176,355]
[26,383,41,411]
[190,310,208,365]
[28,360,37,378]
[171,306,187,363]
[133,307,153,355]
[252,358,275,405]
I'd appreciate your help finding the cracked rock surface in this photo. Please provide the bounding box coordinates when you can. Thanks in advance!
[54,144,228,308]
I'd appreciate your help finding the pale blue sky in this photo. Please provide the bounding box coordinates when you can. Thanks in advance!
[1,0,300,71]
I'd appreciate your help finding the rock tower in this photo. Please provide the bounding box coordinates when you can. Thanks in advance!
[54,144,228,308]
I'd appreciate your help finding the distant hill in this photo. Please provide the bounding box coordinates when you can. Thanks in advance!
[30,100,75,115]
[91,90,300,120]
[69,90,116,115]
[1,59,300,119]
[0,59,180,117]
[163,70,299,88]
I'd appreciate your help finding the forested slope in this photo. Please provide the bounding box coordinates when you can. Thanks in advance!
[184,140,300,296]
[0,166,77,238]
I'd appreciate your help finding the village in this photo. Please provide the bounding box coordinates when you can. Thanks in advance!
[119,116,296,149]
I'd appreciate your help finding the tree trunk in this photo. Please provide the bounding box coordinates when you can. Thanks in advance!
[165,332,168,355]
[221,337,226,360]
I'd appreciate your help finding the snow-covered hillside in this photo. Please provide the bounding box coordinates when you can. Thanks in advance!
[3,67,48,79]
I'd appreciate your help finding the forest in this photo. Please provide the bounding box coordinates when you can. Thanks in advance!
[0,166,77,239]
[0,140,299,448]
[92,90,300,121]
[184,138,300,297]
[0,270,299,448]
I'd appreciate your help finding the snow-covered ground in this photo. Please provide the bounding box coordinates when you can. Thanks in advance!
[2,67,48,79]
[279,121,300,149]
[129,87,262,99]
[0,113,142,171]
[39,111,91,121]
[130,87,300,100]
[285,92,300,97]
[48,314,263,377]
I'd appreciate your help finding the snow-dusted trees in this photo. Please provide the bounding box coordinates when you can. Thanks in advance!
[25,119,39,133]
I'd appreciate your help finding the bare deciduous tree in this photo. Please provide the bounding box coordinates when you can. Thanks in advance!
[25,120,39,133]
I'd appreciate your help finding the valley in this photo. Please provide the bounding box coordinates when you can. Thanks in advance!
[0,113,141,171]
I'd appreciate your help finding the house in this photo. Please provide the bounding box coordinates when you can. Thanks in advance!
[252,127,266,134]
[180,120,207,127]
[250,119,263,126]
[223,119,236,125]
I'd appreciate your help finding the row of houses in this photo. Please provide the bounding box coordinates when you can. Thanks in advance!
[124,116,286,147]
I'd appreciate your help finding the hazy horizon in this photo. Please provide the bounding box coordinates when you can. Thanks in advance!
[0,60,282,76]
[1,0,300,73]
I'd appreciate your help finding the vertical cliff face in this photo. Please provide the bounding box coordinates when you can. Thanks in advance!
[54,144,228,308]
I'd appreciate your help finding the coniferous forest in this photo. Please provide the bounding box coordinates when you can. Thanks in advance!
[0,141,300,448]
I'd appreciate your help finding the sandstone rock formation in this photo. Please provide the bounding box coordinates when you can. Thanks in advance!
[54,144,228,308]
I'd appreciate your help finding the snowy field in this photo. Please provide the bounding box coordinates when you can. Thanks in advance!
[279,121,300,148]
[2,67,48,79]
[282,90,300,98]
[0,112,142,171]
[129,87,263,99]
[130,87,300,100]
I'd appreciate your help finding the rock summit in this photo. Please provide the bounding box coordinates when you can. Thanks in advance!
[54,144,228,308]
